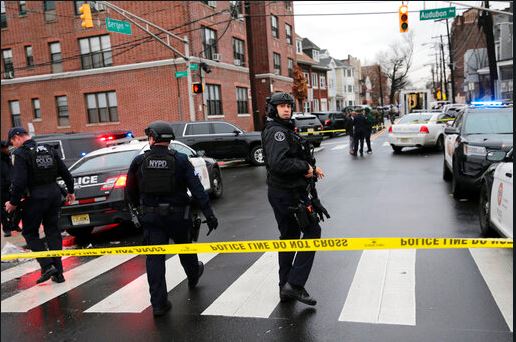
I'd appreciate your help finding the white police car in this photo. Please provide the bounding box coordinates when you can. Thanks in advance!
[479,148,513,239]
[58,139,223,238]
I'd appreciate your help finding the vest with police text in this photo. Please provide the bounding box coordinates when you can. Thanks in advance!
[26,144,59,187]
[140,149,176,195]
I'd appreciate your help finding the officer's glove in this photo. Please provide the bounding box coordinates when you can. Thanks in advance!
[204,215,219,236]
[311,198,330,222]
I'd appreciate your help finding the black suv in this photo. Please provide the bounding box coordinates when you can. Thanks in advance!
[292,114,324,147]
[33,130,133,167]
[170,121,264,166]
[311,112,346,137]
[443,104,513,198]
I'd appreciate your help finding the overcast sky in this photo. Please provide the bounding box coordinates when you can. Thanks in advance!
[293,1,510,88]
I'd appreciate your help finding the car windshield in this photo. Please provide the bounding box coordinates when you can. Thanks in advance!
[70,150,140,173]
[398,114,433,124]
[464,110,513,134]
[313,113,329,121]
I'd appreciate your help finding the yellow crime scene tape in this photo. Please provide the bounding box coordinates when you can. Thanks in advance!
[298,125,385,136]
[1,237,512,261]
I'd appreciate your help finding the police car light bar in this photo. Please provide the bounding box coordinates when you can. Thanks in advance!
[470,101,505,106]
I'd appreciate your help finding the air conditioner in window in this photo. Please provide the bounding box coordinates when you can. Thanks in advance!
[234,59,242,66]
[212,53,221,61]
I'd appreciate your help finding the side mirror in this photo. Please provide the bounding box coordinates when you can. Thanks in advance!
[233,130,241,136]
[196,150,206,157]
[486,150,507,162]
[444,127,459,135]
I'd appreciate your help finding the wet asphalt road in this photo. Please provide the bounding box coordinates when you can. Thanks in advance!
[1,130,513,342]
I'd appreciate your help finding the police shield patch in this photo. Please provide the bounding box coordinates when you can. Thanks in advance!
[274,132,286,142]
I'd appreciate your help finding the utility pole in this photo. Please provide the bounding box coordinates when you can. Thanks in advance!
[435,53,441,99]
[378,64,384,106]
[440,35,448,100]
[480,0,498,100]
[431,66,435,95]
[445,18,456,103]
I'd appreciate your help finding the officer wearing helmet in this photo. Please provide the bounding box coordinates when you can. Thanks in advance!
[126,120,218,317]
[261,93,327,306]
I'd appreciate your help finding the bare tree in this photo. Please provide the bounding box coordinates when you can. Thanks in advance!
[377,32,415,104]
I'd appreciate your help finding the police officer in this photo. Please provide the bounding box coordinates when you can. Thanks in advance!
[352,109,369,156]
[5,127,75,284]
[126,121,218,317]
[1,140,17,237]
[262,93,329,306]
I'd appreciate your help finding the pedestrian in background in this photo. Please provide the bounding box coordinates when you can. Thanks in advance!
[364,108,374,154]
[1,140,20,237]
[126,121,218,317]
[352,109,368,156]
[5,127,75,284]
[345,111,356,155]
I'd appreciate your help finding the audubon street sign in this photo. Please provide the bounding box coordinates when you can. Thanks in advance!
[175,71,188,78]
[106,17,132,35]
[420,7,456,21]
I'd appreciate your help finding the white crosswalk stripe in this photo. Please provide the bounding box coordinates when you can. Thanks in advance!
[85,253,218,313]
[331,144,348,151]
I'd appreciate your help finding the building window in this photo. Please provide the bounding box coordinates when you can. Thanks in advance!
[320,75,326,89]
[285,24,292,45]
[56,96,69,126]
[44,0,56,21]
[49,42,62,73]
[229,0,242,19]
[25,46,33,67]
[9,100,21,127]
[311,72,318,88]
[312,50,319,62]
[74,1,105,15]
[296,40,303,54]
[233,38,244,65]
[19,0,26,15]
[86,91,118,123]
[1,1,6,29]
[32,98,41,119]
[79,35,112,69]
[346,69,351,77]
[206,84,222,116]
[271,15,278,38]
[287,58,294,78]
[313,99,320,112]
[285,1,292,11]
[349,100,353,106]
[303,72,309,85]
[201,0,216,7]
[273,53,281,74]
[2,49,14,79]
[348,85,353,93]
[236,87,248,114]
[202,27,218,60]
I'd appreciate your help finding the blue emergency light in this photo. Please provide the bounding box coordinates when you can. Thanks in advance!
[81,152,87,157]
[470,101,505,106]
[126,132,133,138]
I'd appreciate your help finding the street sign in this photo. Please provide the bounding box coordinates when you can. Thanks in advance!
[105,17,132,35]
[175,70,188,78]
[420,7,456,21]
[190,63,199,71]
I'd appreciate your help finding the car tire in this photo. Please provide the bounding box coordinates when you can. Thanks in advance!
[479,182,493,236]
[391,145,402,153]
[66,227,94,240]
[313,141,321,148]
[451,159,467,199]
[249,145,265,166]
[435,135,444,152]
[209,167,223,199]
[442,159,452,181]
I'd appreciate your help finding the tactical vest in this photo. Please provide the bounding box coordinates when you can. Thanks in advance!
[25,144,58,186]
[139,149,176,195]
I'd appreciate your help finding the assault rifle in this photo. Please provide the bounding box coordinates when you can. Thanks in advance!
[301,140,330,222]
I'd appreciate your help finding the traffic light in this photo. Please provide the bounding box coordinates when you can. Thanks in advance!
[80,3,93,29]
[399,4,408,33]
[192,82,203,94]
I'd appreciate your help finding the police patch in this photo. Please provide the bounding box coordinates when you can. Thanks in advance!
[274,132,286,142]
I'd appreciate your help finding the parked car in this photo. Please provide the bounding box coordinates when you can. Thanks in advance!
[170,121,264,166]
[442,104,468,118]
[58,139,223,238]
[479,148,513,238]
[311,111,346,137]
[33,130,134,167]
[387,112,453,153]
[292,113,324,147]
[443,102,513,199]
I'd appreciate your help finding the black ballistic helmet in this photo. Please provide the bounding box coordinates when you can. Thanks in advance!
[266,92,295,118]
[144,121,175,142]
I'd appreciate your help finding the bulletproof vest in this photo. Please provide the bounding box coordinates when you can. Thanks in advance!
[25,144,58,186]
[140,149,176,195]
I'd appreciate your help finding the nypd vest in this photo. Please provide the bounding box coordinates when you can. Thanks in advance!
[139,149,176,195]
[25,144,58,187]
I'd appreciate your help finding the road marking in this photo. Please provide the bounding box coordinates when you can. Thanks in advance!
[84,253,218,313]
[383,142,390,147]
[314,147,325,153]
[1,255,136,312]
[1,256,71,284]
[331,144,348,151]
[202,252,279,318]
[339,249,416,326]
[470,248,513,331]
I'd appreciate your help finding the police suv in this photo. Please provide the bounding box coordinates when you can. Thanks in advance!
[479,148,513,239]
[58,139,223,238]
[442,101,513,199]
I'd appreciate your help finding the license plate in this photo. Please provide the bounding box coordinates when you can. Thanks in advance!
[308,128,314,133]
[71,214,90,226]
[399,138,411,143]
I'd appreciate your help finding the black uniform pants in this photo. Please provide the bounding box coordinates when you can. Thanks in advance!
[21,195,63,273]
[353,132,365,154]
[141,211,199,309]
[365,130,372,152]
[1,193,9,233]
[268,187,321,288]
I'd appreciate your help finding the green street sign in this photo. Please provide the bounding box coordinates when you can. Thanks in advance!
[175,70,188,78]
[105,17,132,35]
[420,7,456,21]
[190,63,199,71]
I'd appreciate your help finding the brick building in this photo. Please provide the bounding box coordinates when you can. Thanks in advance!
[245,0,295,129]
[1,1,255,138]
[361,64,390,106]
